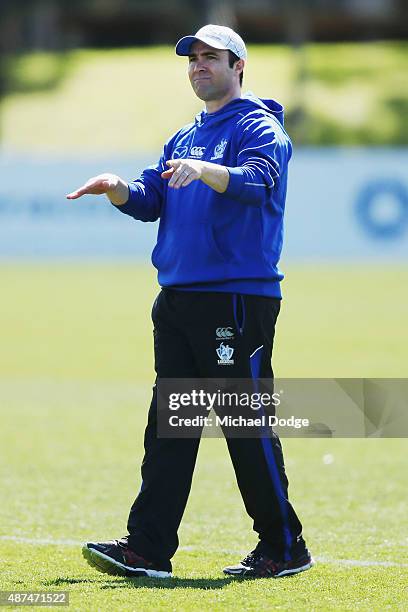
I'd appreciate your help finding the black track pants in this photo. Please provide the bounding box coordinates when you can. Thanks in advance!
[126,289,304,565]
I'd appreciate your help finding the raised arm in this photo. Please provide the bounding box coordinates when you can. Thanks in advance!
[161,159,229,193]
[66,140,172,222]
[66,166,163,222]
[66,173,129,205]
[160,116,291,205]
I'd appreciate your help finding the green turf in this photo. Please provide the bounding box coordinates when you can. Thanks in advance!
[0,264,407,610]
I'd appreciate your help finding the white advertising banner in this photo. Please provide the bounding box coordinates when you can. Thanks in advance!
[0,148,407,260]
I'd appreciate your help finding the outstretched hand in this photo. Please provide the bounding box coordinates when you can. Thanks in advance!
[66,173,121,200]
[161,159,203,189]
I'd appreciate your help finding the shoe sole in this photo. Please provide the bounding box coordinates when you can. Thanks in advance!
[223,557,315,578]
[274,558,315,577]
[82,545,172,578]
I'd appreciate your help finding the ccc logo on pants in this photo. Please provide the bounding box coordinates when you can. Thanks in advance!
[216,327,234,339]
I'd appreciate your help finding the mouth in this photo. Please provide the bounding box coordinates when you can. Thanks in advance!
[193,77,211,83]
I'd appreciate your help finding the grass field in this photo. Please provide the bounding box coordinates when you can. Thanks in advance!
[0,264,407,611]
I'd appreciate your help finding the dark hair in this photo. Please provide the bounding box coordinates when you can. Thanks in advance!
[228,50,243,87]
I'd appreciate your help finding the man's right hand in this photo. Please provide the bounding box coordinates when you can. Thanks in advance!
[66,173,129,206]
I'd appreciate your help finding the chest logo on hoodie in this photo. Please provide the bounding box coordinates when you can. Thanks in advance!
[211,139,228,161]
[172,145,189,159]
[190,146,206,158]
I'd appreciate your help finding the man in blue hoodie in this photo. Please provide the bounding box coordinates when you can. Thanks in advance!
[67,24,313,580]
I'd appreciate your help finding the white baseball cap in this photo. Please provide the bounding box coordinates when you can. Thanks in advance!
[175,24,247,60]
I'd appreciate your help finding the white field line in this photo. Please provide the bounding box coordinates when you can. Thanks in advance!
[0,536,407,568]
[0,536,82,546]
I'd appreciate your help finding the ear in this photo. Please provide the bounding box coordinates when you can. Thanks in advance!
[234,59,245,78]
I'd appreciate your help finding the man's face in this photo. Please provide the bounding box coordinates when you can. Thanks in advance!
[188,41,238,102]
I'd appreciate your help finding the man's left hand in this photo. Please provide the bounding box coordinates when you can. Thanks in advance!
[162,159,203,189]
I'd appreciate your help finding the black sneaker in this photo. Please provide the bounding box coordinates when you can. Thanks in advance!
[223,549,314,578]
[82,539,172,578]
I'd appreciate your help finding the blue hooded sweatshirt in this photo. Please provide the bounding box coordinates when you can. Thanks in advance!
[114,92,292,298]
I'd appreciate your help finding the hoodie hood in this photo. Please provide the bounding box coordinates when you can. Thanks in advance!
[195,91,285,128]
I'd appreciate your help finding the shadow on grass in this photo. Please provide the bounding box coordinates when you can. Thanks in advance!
[44,578,103,586]
[44,576,238,590]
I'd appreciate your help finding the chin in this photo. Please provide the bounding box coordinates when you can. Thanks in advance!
[192,84,215,101]
[195,91,219,103]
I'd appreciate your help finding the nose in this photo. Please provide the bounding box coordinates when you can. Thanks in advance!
[193,57,207,73]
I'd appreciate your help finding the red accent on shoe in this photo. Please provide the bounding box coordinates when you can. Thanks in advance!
[123,548,154,568]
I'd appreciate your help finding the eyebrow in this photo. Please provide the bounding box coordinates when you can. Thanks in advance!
[188,51,220,59]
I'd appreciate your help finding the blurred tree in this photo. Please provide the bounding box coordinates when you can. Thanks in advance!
[0,1,21,139]
[203,0,238,29]
[0,0,72,140]
[280,0,311,145]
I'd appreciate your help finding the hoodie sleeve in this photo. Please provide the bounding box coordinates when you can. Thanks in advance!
[112,146,168,222]
[224,114,292,206]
